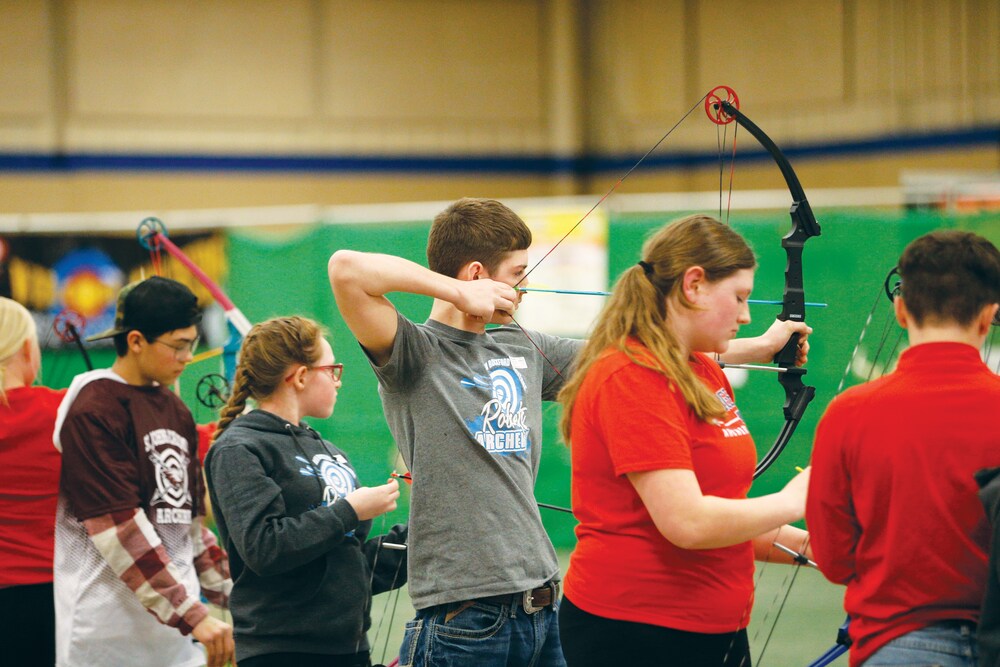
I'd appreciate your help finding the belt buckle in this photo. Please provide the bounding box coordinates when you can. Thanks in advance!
[522,581,559,615]
[522,589,544,614]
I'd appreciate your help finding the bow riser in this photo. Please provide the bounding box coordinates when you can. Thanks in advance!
[713,99,821,481]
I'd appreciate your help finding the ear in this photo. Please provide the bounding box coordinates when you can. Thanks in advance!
[126,330,146,352]
[893,295,909,329]
[288,364,309,389]
[681,266,707,302]
[977,303,999,336]
[458,261,487,282]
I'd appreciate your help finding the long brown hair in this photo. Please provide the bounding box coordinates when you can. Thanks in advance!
[212,316,325,442]
[558,215,756,442]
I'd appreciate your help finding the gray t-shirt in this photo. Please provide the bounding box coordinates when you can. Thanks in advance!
[370,314,582,609]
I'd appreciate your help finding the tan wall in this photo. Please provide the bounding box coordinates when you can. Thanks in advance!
[0,0,997,213]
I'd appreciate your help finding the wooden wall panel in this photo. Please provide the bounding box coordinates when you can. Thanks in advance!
[68,0,315,120]
[0,0,995,213]
[0,1,55,148]
[319,0,546,152]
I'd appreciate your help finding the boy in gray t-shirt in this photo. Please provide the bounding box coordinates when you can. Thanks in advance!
[329,197,577,666]
[329,197,813,666]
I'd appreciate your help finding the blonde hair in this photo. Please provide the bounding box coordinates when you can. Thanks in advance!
[558,215,756,442]
[0,297,38,403]
[212,316,325,442]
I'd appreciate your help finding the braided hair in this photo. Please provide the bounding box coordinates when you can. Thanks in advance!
[212,316,324,442]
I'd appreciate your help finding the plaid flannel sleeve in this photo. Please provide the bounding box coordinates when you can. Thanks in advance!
[191,518,232,608]
[83,509,208,635]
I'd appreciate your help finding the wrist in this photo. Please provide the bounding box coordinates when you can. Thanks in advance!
[332,497,360,533]
[180,599,209,636]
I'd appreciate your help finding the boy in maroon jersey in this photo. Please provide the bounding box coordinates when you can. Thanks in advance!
[53,276,234,667]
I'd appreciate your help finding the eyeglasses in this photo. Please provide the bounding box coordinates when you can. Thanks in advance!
[152,336,199,359]
[307,364,343,381]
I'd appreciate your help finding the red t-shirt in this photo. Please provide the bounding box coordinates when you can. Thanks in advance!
[807,342,1000,667]
[0,386,66,586]
[563,346,758,632]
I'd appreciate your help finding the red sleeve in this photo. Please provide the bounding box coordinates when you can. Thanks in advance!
[195,422,217,465]
[191,519,231,608]
[806,395,861,585]
[60,394,142,519]
[598,363,693,476]
[84,509,208,634]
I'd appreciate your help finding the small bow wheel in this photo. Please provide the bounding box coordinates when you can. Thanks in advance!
[52,309,87,343]
[137,217,168,250]
[705,85,740,125]
[196,373,231,409]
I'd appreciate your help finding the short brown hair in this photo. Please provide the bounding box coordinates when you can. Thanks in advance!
[427,198,532,278]
[898,230,1000,326]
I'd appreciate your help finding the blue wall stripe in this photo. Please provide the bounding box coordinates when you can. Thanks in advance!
[0,126,995,175]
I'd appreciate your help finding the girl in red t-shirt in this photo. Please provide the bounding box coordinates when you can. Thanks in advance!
[0,297,65,667]
[557,215,812,667]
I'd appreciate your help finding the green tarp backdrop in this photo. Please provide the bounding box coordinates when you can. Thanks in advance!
[42,209,1000,549]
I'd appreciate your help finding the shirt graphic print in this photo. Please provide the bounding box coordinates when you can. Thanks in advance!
[462,355,531,456]
[145,428,194,525]
[297,453,358,507]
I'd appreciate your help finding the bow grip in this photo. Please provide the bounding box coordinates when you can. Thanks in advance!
[773,327,800,368]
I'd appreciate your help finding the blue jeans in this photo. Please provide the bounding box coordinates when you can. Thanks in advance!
[864,621,978,666]
[398,595,566,667]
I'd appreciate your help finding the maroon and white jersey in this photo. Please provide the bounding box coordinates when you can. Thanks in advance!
[53,369,206,667]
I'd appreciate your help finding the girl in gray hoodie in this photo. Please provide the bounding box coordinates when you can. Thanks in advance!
[205,316,406,667]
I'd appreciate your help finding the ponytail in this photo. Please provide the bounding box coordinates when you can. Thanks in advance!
[558,215,756,443]
[211,316,324,443]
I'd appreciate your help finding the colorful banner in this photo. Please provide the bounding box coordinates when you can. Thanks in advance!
[0,231,228,349]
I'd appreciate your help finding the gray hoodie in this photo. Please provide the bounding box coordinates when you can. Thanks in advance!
[204,409,406,662]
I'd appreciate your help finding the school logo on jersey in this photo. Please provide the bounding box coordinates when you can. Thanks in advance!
[713,389,749,438]
[461,357,531,456]
[143,428,193,524]
[297,453,358,507]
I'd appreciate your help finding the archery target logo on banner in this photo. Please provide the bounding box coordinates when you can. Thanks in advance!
[464,357,531,456]
[143,428,193,524]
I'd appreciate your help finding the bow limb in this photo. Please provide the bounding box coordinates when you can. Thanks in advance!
[139,218,250,386]
[713,98,822,479]
[144,227,252,337]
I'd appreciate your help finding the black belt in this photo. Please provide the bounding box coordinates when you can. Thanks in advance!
[475,581,560,614]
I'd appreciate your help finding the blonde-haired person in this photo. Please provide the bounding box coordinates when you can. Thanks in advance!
[557,215,813,667]
[0,297,64,667]
[204,316,406,667]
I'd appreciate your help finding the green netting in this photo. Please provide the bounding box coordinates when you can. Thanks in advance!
[41,208,1000,548]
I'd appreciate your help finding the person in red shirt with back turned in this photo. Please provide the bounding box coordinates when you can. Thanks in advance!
[0,297,65,667]
[807,230,1000,667]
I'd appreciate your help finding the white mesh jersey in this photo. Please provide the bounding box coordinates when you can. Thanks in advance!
[53,497,204,667]
[52,369,205,667]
